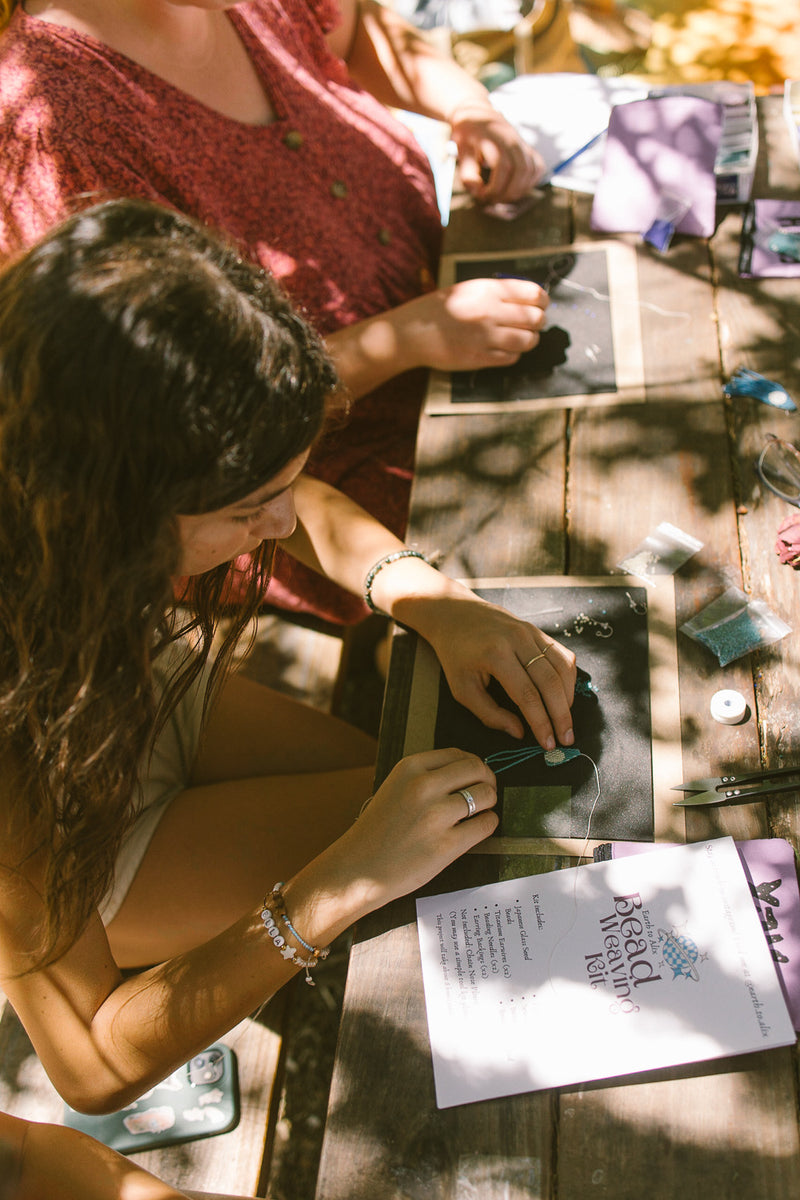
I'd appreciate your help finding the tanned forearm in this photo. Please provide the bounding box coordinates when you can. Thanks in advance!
[342,0,495,122]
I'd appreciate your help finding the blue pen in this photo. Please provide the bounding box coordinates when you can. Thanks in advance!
[542,130,605,185]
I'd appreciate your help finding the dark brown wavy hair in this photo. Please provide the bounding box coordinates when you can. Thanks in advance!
[0,198,334,967]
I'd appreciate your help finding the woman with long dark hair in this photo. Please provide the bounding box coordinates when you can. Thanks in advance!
[0,198,574,1113]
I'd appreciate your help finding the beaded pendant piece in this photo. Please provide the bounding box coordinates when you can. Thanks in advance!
[485,745,583,773]
[723,367,796,412]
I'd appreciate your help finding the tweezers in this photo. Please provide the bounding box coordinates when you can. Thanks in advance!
[672,764,800,807]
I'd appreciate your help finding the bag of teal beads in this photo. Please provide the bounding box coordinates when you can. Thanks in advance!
[680,587,791,667]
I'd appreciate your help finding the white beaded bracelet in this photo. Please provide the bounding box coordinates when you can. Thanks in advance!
[260,881,329,986]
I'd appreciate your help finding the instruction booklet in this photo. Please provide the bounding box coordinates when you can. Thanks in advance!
[416,838,795,1108]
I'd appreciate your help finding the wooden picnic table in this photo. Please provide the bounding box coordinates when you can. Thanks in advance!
[315,95,800,1200]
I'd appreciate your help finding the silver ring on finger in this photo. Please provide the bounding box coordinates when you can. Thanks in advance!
[458,787,477,818]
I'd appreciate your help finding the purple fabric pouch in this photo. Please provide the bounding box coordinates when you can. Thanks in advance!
[590,95,723,239]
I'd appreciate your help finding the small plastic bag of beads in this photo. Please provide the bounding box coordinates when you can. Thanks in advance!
[617,522,703,586]
[642,191,691,253]
[680,587,791,666]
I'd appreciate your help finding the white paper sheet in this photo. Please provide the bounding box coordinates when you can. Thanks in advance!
[416,838,795,1108]
[490,73,649,192]
[490,74,756,199]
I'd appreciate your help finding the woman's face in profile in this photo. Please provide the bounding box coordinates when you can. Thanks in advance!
[176,450,309,577]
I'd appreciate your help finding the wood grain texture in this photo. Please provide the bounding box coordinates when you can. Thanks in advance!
[527,108,789,1200]
[564,206,765,839]
[316,857,562,1200]
[557,1046,800,1199]
[573,198,722,405]
[712,97,800,853]
[409,178,574,583]
[318,94,800,1200]
[409,407,569,580]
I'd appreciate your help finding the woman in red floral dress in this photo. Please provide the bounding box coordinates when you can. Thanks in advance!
[0,0,549,621]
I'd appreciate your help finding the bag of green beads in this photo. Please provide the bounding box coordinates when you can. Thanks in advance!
[680,586,791,667]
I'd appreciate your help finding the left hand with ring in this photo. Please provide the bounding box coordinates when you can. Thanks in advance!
[390,581,577,749]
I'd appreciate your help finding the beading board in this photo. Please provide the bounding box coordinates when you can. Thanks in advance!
[425,242,645,414]
[399,576,684,856]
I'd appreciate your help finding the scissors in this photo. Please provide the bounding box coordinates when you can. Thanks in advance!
[672,764,800,807]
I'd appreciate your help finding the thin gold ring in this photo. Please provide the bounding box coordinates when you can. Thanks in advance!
[524,644,552,670]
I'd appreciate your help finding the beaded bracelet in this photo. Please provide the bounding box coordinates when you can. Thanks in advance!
[260,881,330,986]
[363,549,433,615]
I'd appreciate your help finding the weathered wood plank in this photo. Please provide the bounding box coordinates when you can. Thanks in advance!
[752,94,800,201]
[447,182,573,256]
[566,223,765,839]
[185,1193,253,1199]
[571,194,721,405]
[712,97,800,853]
[409,407,569,580]
[567,392,766,843]
[407,187,572,584]
[236,611,343,714]
[315,856,562,1200]
[318,94,800,1200]
[557,1047,800,1200]
[551,101,799,1200]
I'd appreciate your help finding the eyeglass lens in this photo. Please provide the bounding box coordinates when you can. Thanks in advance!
[758,436,800,502]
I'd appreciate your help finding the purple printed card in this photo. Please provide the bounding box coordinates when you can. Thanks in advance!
[591,95,723,239]
[601,838,800,1030]
[739,200,800,278]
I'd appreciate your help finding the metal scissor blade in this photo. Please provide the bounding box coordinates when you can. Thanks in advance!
[672,763,800,793]
[673,789,762,808]
[673,777,800,807]
[671,777,723,792]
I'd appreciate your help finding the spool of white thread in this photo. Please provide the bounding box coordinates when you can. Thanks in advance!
[710,689,747,725]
